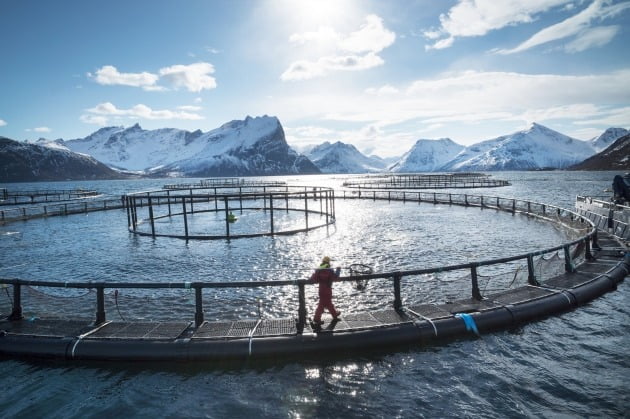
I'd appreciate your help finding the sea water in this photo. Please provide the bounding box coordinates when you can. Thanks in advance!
[0,171,627,418]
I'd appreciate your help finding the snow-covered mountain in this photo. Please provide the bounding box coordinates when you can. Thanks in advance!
[572,134,630,170]
[441,123,595,171]
[389,138,464,173]
[307,141,387,173]
[61,116,319,176]
[1,136,125,182]
[590,127,629,152]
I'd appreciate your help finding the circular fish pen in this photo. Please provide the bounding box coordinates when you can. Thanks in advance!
[342,173,510,190]
[0,188,99,206]
[124,185,336,239]
[1,188,627,363]
[163,177,287,190]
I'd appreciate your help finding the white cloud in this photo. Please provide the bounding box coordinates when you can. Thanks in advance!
[88,63,217,92]
[292,126,336,137]
[289,27,339,44]
[495,0,628,54]
[80,115,108,126]
[89,65,160,90]
[25,126,52,133]
[565,25,620,52]
[270,69,630,150]
[427,37,454,50]
[159,62,217,92]
[281,52,384,81]
[81,102,204,126]
[177,105,203,111]
[338,15,396,53]
[426,0,570,49]
[0,119,6,126]
[282,14,395,81]
[572,106,630,127]
[365,84,400,95]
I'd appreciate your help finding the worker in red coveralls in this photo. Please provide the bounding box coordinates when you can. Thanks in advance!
[310,256,341,325]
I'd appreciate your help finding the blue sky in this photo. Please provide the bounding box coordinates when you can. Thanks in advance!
[1,0,629,157]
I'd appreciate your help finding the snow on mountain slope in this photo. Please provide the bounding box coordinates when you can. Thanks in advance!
[307,141,386,173]
[441,123,595,171]
[388,138,464,173]
[1,136,124,182]
[590,127,629,152]
[572,134,630,170]
[61,115,319,176]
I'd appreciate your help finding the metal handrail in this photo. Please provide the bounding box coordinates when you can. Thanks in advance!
[1,194,597,332]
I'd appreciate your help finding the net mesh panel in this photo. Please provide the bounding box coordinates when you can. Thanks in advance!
[0,252,572,322]
[0,239,585,322]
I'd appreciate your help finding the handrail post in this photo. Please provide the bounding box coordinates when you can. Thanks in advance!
[564,245,575,273]
[8,283,23,320]
[393,274,402,312]
[148,197,155,238]
[269,193,274,235]
[584,237,593,260]
[471,265,482,301]
[182,198,189,239]
[297,282,306,333]
[95,286,106,325]
[224,196,230,237]
[527,254,539,285]
[592,230,600,249]
[195,285,204,327]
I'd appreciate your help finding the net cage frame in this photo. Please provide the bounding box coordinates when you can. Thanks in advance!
[342,173,510,190]
[123,184,337,240]
[0,192,599,328]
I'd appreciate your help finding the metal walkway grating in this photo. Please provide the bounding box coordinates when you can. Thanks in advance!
[0,319,91,337]
[86,321,190,340]
[543,272,600,289]
[406,304,451,320]
[254,318,296,336]
[488,286,555,305]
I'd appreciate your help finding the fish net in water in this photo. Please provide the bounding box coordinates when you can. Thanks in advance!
[0,242,589,322]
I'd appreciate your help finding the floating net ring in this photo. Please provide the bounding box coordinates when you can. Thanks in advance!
[348,263,373,291]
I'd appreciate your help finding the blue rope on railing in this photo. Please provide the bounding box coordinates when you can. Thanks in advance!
[455,313,479,336]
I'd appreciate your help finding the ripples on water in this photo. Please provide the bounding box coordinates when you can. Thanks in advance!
[0,171,627,418]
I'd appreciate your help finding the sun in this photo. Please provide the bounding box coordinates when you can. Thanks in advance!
[276,0,361,28]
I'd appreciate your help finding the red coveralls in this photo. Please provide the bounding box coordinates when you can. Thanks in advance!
[310,265,340,323]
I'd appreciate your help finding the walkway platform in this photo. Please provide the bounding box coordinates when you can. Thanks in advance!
[0,233,627,362]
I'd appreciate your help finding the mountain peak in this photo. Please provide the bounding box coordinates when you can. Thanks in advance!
[390,137,464,172]
[307,140,386,174]
[60,115,317,176]
[590,127,629,152]
[125,123,143,132]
